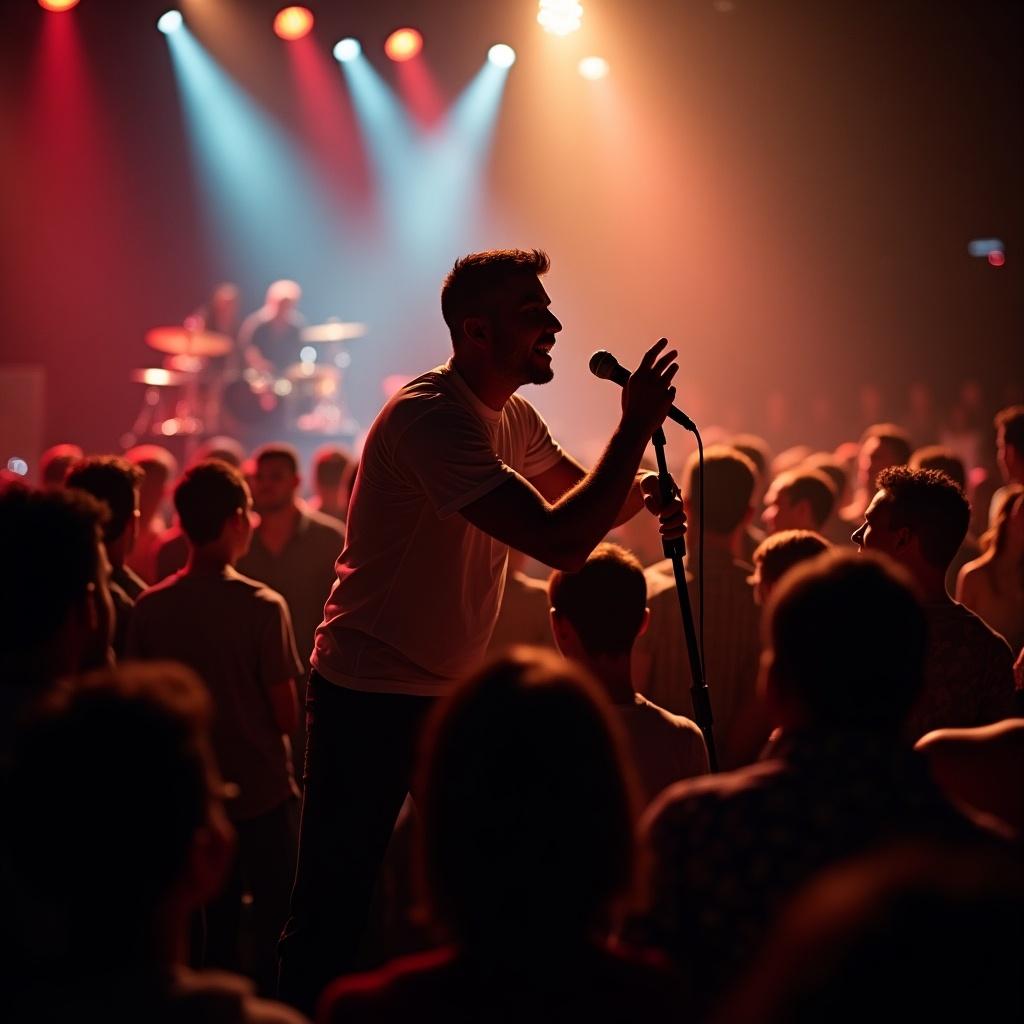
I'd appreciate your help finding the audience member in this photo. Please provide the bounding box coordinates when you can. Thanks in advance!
[916,719,1024,834]
[956,484,1024,653]
[65,455,145,656]
[719,842,1022,1024]
[126,460,302,993]
[38,442,83,489]
[910,444,981,591]
[7,664,307,1023]
[0,486,113,745]
[992,406,1024,525]
[238,444,345,675]
[155,437,247,582]
[549,543,708,805]
[801,452,851,545]
[635,445,766,768]
[125,444,179,583]
[308,445,355,523]
[731,434,771,563]
[839,422,911,526]
[749,530,831,606]
[318,648,685,1024]
[762,468,837,536]
[486,549,555,655]
[634,551,1007,1020]
[852,466,1015,738]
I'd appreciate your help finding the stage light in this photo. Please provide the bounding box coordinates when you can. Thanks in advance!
[6,457,28,477]
[988,250,1006,267]
[334,37,361,63]
[578,56,609,80]
[384,28,423,63]
[488,44,516,69]
[299,345,317,363]
[38,0,80,11]
[538,0,583,37]
[157,10,183,34]
[968,238,1005,258]
[274,6,314,42]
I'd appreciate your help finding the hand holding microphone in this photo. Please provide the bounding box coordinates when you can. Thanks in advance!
[590,345,697,432]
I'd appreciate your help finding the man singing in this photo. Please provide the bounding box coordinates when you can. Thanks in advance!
[278,249,685,1010]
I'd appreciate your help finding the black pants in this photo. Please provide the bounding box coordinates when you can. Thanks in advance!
[277,672,435,1013]
[204,797,298,995]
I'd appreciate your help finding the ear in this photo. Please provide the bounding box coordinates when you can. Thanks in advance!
[185,813,236,909]
[636,606,651,639]
[894,525,913,552]
[462,315,490,348]
[549,609,581,658]
[742,505,755,527]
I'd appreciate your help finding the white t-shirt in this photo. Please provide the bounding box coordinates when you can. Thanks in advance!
[312,361,563,696]
[615,694,709,807]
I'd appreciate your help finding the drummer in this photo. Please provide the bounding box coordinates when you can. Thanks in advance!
[238,279,307,377]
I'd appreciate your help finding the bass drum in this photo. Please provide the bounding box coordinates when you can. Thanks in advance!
[222,376,287,431]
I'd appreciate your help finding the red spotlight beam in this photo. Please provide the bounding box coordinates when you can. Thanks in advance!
[395,55,445,131]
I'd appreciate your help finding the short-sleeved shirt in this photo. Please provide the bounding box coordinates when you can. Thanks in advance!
[907,600,1016,740]
[312,361,563,696]
[126,567,303,821]
[615,694,709,806]
[238,507,345,673]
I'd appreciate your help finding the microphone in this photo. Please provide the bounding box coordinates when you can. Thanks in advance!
[589,350,697,432]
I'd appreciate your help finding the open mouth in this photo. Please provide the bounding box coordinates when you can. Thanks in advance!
[533,339,555,355]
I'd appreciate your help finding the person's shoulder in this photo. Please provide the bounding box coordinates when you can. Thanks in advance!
[174,968,309,1024]
[647,758,785,826]
[225,568,290,610]
[300,505,346,540]
[319,948,456,1023]
[133,571,185,607]
[948,600,1014,655]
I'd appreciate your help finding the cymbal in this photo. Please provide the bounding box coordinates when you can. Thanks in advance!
[130,367,193,387]
[300,321,367,343]
[146,326,232,357]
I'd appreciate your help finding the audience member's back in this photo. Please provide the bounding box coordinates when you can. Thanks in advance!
[634,551,1007,1020]
[319,647,685,1024]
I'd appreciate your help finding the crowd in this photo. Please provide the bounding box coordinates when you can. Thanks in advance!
[1,250,1021,1023]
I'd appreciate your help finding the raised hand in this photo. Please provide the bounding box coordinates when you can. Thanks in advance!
[620,338,679,440]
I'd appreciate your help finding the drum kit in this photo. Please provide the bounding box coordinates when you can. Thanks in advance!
[125,319,366,445]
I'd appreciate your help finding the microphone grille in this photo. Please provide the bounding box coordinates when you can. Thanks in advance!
[589,350,619,380]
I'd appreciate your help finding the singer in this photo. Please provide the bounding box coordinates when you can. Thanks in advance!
[278,249,685,1011]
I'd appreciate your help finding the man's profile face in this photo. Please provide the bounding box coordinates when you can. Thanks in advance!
[763,483,800,534]
[483,273,562,387]
[851,489,899,557]
[253,457,298,514]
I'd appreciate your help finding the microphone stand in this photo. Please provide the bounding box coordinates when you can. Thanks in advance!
[650,425,719,772]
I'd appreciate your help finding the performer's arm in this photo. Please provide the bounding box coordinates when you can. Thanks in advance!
[462,340,683,570]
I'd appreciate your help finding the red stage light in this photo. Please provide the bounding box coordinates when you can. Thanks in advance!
[39,0,81,10]
[988,250,1006,267]
[385,28,423,62]
[274,6,314,42]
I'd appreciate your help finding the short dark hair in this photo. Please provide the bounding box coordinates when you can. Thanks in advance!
[0,486,106,655]
[730,434,771,480]
[862,423,912,467]
[802,453,848,501]
[313,445,353,488]
[767,550,926,731]
[909,445,966,491]
[11,663,215,926]
[254,443,300,476]
[66,455,142,543]
[417,647,637,945]
[174,460,248,545]
[685,445,756,535]
[876,466,970,570]
[995,404,1024,453]
[752,530,831,590]
[549,543,648,657]
[39,443,83,487]
[775,469,838,528]
[440,249,550,343]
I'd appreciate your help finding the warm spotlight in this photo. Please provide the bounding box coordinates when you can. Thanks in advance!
[384,28,423,63]
[274,6,314,42]
[38,0,80,11]
[157,10,183,34]
[538,0,583,37]
[578,56,609,80]
[487,44,517,69]
[333,37,362,63]
[988,250,1006,267]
